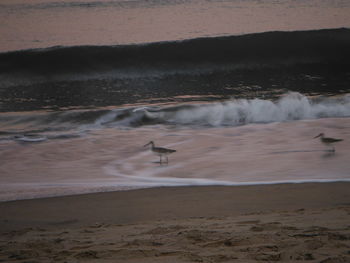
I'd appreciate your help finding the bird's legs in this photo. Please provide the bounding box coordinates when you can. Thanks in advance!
[327,145,335,152]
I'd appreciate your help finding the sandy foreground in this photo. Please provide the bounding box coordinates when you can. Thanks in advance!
[0,183,350,262]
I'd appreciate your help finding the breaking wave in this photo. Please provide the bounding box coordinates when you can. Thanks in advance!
[158,93,350,126]
[137,93,350,126]
[1,93,350,140]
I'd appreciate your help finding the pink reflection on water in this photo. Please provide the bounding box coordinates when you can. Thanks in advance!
[0,117,349,201]
[1,0,350,52]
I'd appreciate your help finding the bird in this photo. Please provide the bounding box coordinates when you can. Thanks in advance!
[314,133,343,152]
[144,141,176,164]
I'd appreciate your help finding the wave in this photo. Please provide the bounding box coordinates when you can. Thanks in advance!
[1,28,349,78]
[1,93,350,140]
[160,93,350,126]
[1,28,349,112]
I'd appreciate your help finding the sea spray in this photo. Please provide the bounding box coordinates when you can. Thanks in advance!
[1,93,350,139]
[162,93,350,126]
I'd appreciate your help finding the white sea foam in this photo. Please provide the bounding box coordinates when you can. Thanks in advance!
[85,93,350,129]
[163,93,350,126]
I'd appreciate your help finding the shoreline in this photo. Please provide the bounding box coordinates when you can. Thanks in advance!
[1,182,349,232]
[1,178,350,203]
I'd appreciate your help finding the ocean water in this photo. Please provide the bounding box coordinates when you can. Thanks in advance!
[1,0,350,52]
[1,0,350,201]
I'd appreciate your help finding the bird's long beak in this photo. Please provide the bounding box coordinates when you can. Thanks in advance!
[144,142,151,147]
[313,134,321,139]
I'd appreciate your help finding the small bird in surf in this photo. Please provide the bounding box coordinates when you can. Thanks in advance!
[314,133,343,152]
[144,141,176,164]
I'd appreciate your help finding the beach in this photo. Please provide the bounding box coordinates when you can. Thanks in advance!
[1,183,350,262]
[1,0,350,262]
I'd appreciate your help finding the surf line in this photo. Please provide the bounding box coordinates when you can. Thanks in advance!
[102,139,236,187]
[103,153,350,188]
[103,138,350,187]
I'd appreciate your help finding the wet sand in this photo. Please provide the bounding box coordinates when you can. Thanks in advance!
[1,182,350,262]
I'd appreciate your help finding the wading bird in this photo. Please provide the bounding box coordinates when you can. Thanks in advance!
[314,133,343,152]
[144,141,176,164]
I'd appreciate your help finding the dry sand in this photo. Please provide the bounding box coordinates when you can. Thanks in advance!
[1,183,350,262]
